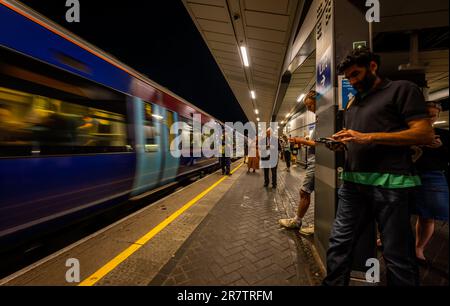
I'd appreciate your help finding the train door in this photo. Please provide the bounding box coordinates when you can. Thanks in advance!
[131,98,163,195]
[160,109,179,184]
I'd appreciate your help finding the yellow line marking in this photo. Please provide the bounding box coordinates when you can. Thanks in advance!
[79,163,243,286]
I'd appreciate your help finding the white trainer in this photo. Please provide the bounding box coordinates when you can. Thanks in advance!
[279,218,301,229]
[299,225,314,236]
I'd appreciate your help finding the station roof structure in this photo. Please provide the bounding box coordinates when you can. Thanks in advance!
[182,0,304,124]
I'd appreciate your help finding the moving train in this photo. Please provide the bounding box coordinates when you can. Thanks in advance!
[0,1,243,245]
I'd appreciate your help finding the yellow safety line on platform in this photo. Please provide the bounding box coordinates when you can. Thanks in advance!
[79,163,243,286]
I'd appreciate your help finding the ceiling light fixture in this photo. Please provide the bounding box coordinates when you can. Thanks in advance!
[434,121,447,125]
[297,94,305,103]
[240,46,250,67]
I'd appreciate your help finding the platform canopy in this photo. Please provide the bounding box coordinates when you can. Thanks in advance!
[182,0,304,124]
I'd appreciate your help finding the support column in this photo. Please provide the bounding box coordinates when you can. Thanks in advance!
[314,0,376,276]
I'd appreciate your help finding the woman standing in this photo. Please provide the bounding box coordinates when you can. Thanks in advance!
[413,102,449,264]
[247,136,260,173]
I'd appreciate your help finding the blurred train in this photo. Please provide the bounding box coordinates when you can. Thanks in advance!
[0,1,245,246]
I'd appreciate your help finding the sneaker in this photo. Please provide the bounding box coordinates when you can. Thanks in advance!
[299,225,314,236]
[279,218,301,229]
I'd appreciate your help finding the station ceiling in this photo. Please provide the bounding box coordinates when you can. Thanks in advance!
[182,0,303,124]
[276,51,315,124]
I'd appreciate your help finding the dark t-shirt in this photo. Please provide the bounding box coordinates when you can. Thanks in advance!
[415,128,449,173]
[344,79,428,175]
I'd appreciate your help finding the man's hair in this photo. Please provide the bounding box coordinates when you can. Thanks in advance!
[305,90,317,102]
[426,101,443,112]
[337,46,381,75]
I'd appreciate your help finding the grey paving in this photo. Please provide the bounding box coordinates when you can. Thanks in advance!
[150,162,323,286]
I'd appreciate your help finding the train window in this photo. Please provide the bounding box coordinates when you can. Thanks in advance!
[0,48,131,157]
[0,86,128,157]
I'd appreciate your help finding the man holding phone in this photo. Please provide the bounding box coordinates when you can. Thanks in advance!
[278,90,317,236]
[322,47,434,286]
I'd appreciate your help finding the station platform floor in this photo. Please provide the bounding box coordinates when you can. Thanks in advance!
[0,160,447,286]
[0,160,324,286]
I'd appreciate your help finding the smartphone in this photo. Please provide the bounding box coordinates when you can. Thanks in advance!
[315,138,343,145]
[315,138,348,150]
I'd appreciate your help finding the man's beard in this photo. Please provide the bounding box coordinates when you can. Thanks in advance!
[354,71,377,93]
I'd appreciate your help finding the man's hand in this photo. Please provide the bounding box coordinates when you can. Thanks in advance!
[332,129,373,144]
[290,137,316,147]
[425,135,442,149]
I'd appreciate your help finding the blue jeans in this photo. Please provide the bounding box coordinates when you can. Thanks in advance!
[323,182,419,286]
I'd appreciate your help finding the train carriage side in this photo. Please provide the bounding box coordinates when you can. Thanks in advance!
[0,3,140,242]
[0,1,221,243]
[130,79,221,195]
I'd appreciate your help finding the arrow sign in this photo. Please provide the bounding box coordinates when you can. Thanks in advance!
[321,74,326,87]
[317,47,332,96]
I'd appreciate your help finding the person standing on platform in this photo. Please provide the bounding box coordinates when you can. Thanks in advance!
[247,136,260,173]
[261,128,279,188]
[323,47,434,286]
[290,134,299,166]
[244,137,249,164]
[282,135,292,172]
[219,134,231,176]
[278,91,317,235]
[412,102,449,265]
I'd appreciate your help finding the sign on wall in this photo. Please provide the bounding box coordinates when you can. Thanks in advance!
[338,75,358,110]
[317,46,332,97]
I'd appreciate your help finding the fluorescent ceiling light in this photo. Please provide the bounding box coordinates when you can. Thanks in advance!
[240,46,250,67]
[152,114,163,120]
[257,118,260,122]
[434,121,447,125]
[255,109,259,114]
[297,94,305,103]
[251,90,256,99]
